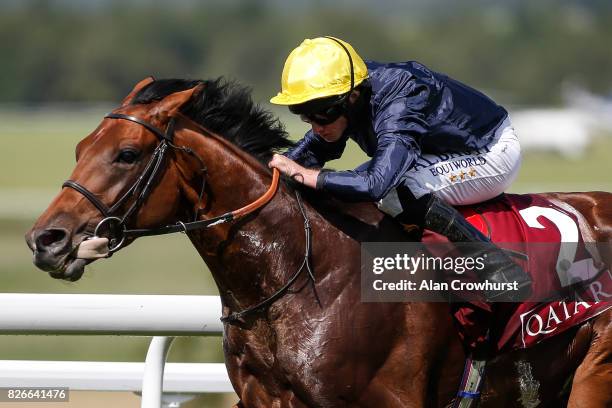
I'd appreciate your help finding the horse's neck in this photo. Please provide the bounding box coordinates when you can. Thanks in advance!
[175,125,311,311]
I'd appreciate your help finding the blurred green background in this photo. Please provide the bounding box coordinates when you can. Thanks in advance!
[1,0,612,407]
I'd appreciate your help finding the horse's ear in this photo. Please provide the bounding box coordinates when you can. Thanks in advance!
[151,84,204,119]
[121,76,156,106]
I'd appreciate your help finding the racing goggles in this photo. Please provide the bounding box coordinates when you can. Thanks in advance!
[289,94,347,126]
[299,105,345,126]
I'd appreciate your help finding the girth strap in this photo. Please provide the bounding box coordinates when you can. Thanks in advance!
[453,350,487,408]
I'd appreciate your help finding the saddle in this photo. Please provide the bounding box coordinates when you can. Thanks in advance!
[422,193,612,352]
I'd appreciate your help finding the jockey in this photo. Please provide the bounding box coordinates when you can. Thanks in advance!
[268,36,531,301]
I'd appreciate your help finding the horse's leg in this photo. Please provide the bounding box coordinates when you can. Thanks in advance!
[356,303,464,407]
[567,310,612,407]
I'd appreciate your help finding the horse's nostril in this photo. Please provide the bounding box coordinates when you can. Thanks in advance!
[35,229,68,252]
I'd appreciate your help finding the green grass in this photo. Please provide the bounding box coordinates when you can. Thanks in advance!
[0,108,107,188]
[513,134,612,192]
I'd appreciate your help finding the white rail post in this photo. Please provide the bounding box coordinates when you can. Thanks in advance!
[141,336,175,408]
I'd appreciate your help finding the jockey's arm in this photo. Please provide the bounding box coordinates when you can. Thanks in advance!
[268,129,347,187]
[285,129,348,168]
[315,78,429,202]
[269,137,418,196]
[268,154,320,187]
[316,135,420,201]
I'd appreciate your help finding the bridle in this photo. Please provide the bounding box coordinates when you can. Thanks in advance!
[62,111,314,323]
[63,112,280,253]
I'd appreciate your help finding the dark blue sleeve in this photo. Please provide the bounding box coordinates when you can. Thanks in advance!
[284,130,347,168]
[317,70,430,201]
[317,136,420,201]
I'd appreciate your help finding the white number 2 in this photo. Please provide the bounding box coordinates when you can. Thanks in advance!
[519,206,579,287]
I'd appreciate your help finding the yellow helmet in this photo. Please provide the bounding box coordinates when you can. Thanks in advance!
[270,37,368,106]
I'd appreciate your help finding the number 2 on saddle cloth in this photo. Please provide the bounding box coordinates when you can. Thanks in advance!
[424,193,612,352]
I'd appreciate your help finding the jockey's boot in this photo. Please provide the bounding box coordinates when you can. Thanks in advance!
[419,194,531,302]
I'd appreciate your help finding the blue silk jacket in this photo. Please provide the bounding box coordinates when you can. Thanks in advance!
[285,60,508,202]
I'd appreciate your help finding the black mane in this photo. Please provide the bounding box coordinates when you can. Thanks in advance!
[131,78,293,163]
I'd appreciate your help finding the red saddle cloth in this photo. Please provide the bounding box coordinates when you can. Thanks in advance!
[425,194,612,352]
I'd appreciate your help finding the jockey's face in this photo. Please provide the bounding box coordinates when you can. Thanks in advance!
[299,90,359,142]
[302,114,348,142]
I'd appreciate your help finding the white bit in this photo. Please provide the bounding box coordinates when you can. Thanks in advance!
[76,237,110,259]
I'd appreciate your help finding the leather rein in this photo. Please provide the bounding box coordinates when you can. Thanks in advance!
[63,113,314,323]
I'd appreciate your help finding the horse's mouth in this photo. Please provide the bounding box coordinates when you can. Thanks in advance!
[33,240,97,282]
[48,256,91,281]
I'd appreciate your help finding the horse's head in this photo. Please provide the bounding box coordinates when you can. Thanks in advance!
[25,77,205,281]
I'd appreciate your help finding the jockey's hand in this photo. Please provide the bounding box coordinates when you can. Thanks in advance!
[268,154,300,177]
[268,154,319,188]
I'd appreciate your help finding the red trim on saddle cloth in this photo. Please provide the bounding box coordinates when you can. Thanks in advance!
[424,194,612,352]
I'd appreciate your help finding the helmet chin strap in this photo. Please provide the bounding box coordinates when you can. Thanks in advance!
[322,36,373,132]
[324,36,355,111]
[325,36,369,131]
[347,85,373,137]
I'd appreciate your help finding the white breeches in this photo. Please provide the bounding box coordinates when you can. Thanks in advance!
[378,118,522,217]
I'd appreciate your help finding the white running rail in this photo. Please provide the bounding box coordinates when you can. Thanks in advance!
[0,294,232,408]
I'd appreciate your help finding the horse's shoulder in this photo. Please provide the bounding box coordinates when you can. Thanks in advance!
[303,194,409,242]
[297,187,383,225]
[333,200,386,225]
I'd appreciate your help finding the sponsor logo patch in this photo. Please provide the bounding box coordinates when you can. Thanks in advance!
[518,270,612,348]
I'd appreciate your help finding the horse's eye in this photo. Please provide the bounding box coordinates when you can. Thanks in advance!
[117,149,140,164]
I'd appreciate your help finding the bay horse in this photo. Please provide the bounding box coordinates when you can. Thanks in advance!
[26,77,612,407]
